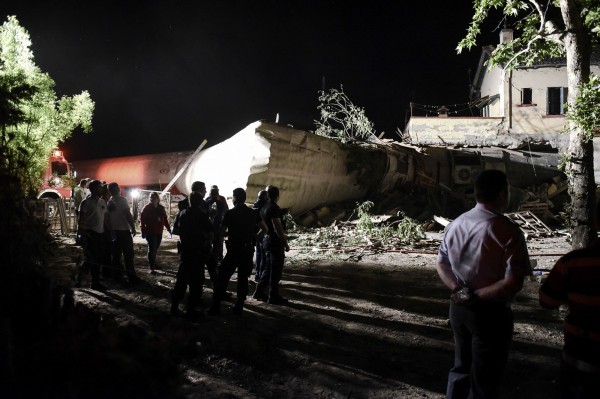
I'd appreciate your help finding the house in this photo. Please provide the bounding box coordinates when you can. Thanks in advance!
[404,28,600,190]
[406,28,600,146]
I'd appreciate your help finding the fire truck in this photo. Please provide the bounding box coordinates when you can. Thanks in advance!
[37,149,74,212]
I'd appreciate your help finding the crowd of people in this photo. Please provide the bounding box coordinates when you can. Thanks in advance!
[73,178,290,316]
[72,172,600,398]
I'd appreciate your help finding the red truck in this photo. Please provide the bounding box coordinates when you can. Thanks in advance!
[37,149,74,201]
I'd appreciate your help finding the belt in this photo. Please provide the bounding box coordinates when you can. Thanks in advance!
[562,352,600,374]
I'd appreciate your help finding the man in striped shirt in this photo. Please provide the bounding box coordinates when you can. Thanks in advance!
[539,202,600,398]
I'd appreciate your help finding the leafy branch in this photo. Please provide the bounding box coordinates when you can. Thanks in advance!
[314,85,374,143]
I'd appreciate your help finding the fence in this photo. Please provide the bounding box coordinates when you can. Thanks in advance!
[41,190,176,235]
[41,198,77,235]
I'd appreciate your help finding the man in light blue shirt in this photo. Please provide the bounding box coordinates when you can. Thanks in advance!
[436,169,531,399]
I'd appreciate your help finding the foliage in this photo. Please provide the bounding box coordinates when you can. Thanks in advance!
[458,0,600,69]
[395,212,426,244]
[314,85,375,143]
[356,201,375,233]
[0,16,94,195]
[567,73,600,140]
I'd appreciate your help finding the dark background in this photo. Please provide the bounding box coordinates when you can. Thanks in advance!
[1,1,499,160]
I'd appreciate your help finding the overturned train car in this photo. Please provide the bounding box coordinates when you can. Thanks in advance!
[72,120,566,219]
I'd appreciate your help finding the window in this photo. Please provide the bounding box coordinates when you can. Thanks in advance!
[51,161,68,176]
[547,87,567,115]
[521,88,532,105]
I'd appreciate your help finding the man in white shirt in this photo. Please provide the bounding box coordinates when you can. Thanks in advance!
[107,182,138,285]
[77,180,110,290]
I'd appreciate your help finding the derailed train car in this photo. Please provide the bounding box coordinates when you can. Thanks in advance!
[72,120,567,220]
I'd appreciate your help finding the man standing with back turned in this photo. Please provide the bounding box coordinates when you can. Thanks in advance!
[436,169,531,399]
[539,201,600,398]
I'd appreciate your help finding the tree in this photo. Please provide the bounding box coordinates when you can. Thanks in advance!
[314,86,375,143]
[458,0,600,249]
[0,16,94,195]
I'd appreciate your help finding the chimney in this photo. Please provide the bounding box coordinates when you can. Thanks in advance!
[500,28,513,44]
[437,106,449,117]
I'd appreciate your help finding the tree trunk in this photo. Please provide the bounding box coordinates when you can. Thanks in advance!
[561,0,595,249]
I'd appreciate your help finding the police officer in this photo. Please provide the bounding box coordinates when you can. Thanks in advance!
[253,185,290,304]
[208,188,267,315]
[171,192,213,317]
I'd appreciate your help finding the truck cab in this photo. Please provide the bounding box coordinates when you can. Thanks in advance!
[37,149,74,201]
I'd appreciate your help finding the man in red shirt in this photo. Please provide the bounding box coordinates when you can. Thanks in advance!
[540,201,600,398]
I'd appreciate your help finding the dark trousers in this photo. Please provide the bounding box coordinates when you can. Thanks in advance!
[78,230,104,285]
[257,236,285,298]
[172,252,205,311]
[446,301,513,399]
[112,230,136,278]
[213,242,254,303]
[206,252,218,283]
[146,233,162,267]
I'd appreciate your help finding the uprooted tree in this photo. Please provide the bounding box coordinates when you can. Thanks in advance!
[0,15,94,195]
[313,85,375,143]
[459,0,600,249]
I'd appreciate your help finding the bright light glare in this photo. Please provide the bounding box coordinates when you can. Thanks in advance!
[131,189,140,199]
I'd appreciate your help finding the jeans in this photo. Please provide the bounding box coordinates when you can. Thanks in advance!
[112,230,135,278]
[257,235,285,298]
[254,240,266,280]
[146,233,162,267]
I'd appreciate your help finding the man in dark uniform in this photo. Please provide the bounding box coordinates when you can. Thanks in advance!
[171,192,213,317]
[253,185,290,305]
[191,181,221,285]
[205,184,229,261]
[208,188,267,315]
[436,170,531,398]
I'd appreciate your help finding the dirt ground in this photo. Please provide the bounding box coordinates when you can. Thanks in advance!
[52,230,571,399]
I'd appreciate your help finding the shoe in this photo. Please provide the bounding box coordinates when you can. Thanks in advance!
[90,282,107,291]
[252,291,268,302]
[149,269,157,275]
[267,295,289,305]
[207,304,221,316]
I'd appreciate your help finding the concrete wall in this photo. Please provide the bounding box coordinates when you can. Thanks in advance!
[406,117,505,145]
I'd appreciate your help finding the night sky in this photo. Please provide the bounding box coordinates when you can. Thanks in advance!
[1,1,497,161]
